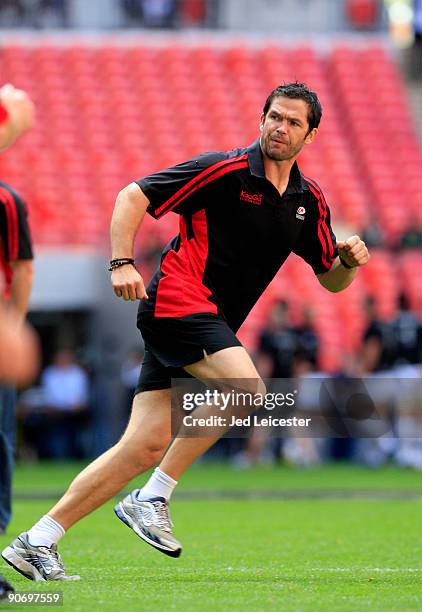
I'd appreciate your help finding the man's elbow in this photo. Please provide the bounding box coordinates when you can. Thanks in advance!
[119,182,142,199]
[116,182,148,208]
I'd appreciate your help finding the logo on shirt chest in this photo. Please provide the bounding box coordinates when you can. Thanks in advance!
[296,206,306,220]
[240,189,263,206]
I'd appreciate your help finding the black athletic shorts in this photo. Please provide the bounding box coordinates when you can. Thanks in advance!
[135,313,242,393]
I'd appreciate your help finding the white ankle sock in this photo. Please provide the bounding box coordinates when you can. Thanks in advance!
[137,468,178,501]
[27,515,65,548]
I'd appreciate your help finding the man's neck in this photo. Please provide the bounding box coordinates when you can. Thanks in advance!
[262,155,296,196]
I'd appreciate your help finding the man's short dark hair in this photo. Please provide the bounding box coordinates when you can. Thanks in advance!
[263,83,323,132]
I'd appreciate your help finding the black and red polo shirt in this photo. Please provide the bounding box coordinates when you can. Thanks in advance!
[0,180,33,300]
[136,139,337,332]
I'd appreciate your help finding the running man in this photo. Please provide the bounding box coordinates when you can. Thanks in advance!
[2,83,369,580]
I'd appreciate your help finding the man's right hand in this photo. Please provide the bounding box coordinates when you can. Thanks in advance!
[111,264,149,301]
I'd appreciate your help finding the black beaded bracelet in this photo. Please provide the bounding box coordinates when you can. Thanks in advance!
[339,256,353,270]
[108,258,135,271]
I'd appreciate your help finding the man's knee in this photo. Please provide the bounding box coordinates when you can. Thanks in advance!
[119,430,170,472]
[140,436,170,469]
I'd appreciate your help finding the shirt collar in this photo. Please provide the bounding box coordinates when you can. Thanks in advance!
[247,138,309,194]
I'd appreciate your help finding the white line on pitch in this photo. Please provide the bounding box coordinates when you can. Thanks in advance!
[312,568,422,573]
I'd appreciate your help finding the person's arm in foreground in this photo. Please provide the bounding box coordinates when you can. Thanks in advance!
[317,235,370,292]
[0,84,34,152]
[9,259,33,325]
[0,304,38,385]
[110,182,150,301]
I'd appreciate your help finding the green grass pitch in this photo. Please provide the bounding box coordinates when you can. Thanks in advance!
[1,463,422,610]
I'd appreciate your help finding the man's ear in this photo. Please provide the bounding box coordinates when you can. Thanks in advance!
[304,127,318,145]
[259,112,265,131]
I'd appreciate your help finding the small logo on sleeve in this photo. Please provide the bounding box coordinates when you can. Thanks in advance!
[296,206,306,220]
[240,190,263,205]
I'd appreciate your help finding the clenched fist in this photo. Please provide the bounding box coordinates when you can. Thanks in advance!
[111,264,148,301]
[337,235,370,269]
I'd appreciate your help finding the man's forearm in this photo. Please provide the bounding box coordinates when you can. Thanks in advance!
[9,259,33,323]
[110,182,149,258]
[317,257,357,293]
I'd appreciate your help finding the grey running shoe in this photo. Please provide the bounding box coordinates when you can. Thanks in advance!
[114,491,182,558]
[1,533,80,582]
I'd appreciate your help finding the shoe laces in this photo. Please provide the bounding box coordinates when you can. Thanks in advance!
[38,544,65,576]
[152,501,173,532]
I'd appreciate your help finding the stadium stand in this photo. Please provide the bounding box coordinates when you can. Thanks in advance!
[0,41,420,369]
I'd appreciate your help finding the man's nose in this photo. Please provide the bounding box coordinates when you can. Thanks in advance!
[276,120,287,133]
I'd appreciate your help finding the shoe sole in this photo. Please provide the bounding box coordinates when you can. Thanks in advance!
[1,547,44,581]
[114,503,182,558]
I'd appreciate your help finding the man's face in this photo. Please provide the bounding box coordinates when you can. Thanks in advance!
[260,96,317,161]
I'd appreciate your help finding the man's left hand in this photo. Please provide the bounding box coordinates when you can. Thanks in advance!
[337,235,370,269]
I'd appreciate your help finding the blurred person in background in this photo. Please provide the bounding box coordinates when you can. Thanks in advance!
[257,302,319,379]
[391,293,422,366]
[398,223,422,249]
[293,306,319,369]
[37,349,90,460]
[256,300,298,379]
[121,0,143,21]
[0,0,67,28]
[0,1,24,26]
[357,296,393,467]
[410,0,422,79]
[360,218,385,249]
[360,295,396,373]
[362,293,422,374]
[385,294,422,470]
[233,302,318,468]
[31,0,68,29]
[141,0,177,27]
[0,84,36,598]
[120,347,144,424]
[122,0,177,27]
[358,293,422,468]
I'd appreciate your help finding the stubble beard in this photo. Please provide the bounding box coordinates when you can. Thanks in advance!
[261,134,302,162]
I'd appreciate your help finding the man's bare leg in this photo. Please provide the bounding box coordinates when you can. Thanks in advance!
[49,389,171,530]
[109,346,264,559]
[159,346,264,480]
[1,390,173,580]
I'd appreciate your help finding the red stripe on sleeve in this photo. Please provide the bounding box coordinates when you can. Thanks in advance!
[0,186,19,260]
[309,181,335,259]
[307,182,332,270]
[154,153,248,217]
[156,159,249,218]
[0,103,9,125]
